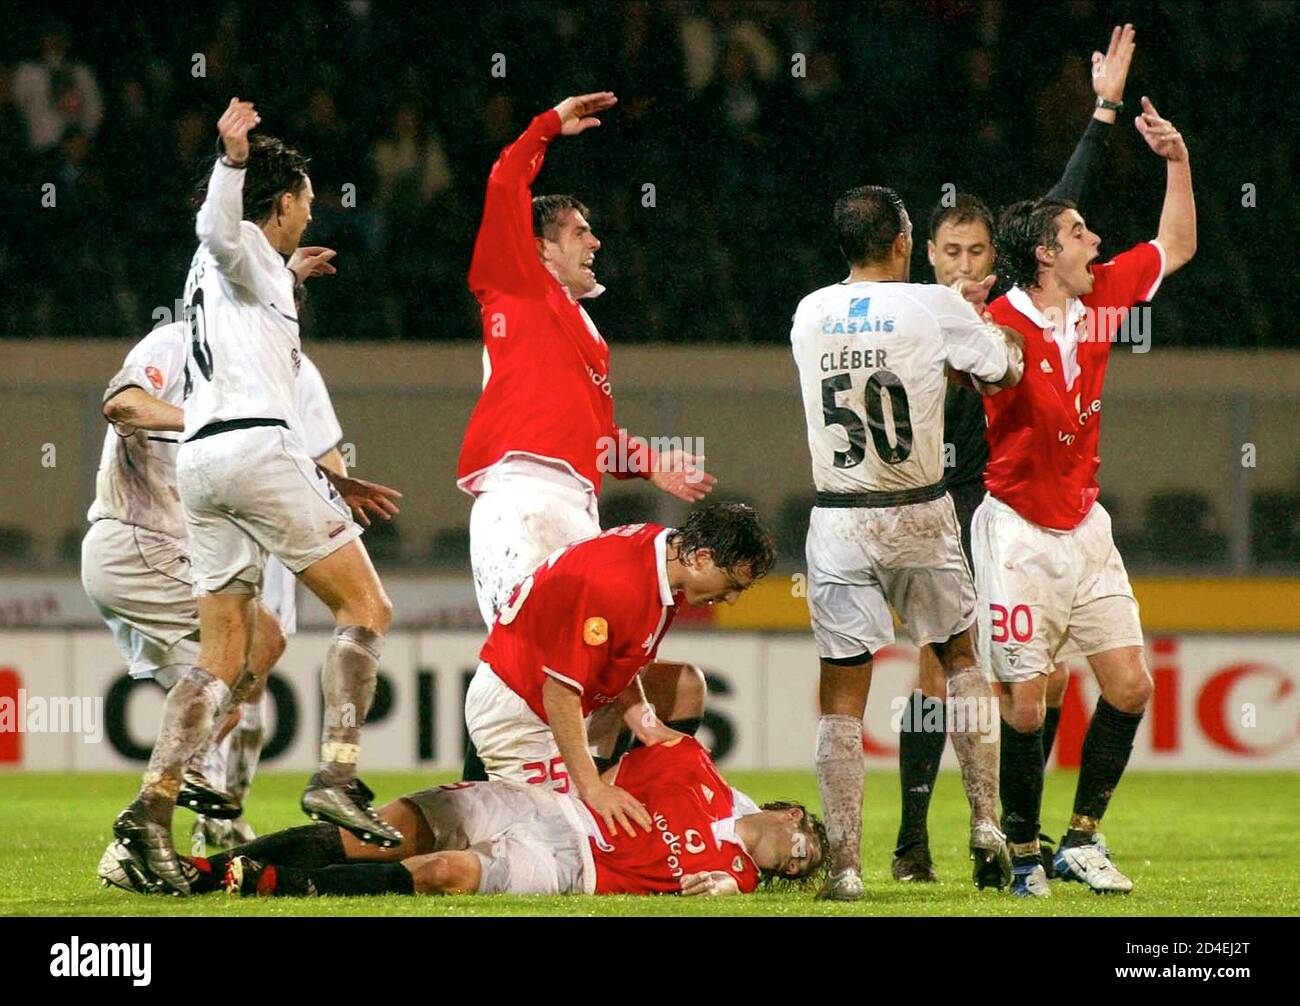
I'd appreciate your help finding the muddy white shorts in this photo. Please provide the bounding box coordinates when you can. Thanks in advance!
[177,423,361,595]
[805,493,977,660]
[468,463,601,628]
[80,518,200,680]
[971,494,1143,683]
[403,779,595,894]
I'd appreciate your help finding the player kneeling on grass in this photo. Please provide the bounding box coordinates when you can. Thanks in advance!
[464,502,775,839]
[100,736,825,898]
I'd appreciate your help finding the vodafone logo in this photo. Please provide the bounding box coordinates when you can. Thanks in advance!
[1196,662,1298,755]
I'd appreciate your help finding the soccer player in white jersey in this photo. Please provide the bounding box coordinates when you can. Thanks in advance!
[108,98,402,895]
[82,322,347,852]
[790,185,1024,900]
[193,350,350,848]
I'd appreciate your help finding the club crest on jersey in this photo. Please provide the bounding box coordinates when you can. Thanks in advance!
[145,366,164,389]
[732,856,745,872]
[291,347,302,375]
[583,616,608,646]
[1040,359,1054,373]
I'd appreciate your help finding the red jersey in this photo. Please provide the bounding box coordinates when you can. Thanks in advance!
[458,109,646,496]
[481,523,678,720]
[588,737,761,895]
[983,242,1164,530]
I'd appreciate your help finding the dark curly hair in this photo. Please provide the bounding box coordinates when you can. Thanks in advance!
[757,800,828,889]
[995,197,1074,290]
[666,503,776,582]
[190,133,310,225]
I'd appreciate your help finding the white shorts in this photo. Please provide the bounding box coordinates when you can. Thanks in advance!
[80,518,200,680]
[805,495,977,660]
[177,425,361,595]
[971,494,1143,683]
[463,662,620,790]
[468,465,600,628]
[403,780,595,894]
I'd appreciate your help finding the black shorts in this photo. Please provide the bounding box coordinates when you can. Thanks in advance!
[946,479,987,571]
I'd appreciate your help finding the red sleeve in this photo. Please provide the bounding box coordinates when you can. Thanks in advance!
[1092,241,1165,308]
[468,110,562,301]
[607,428,653,482]
[520,569,620,696]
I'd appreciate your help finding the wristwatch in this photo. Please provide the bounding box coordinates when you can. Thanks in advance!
[1095,97,1123,112]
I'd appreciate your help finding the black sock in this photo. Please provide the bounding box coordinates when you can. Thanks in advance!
[1068,697,1143,841]
[462,738,488,782]
[1041,706,1062,766]
[666,717,702,737]
[999,719,1044,846]
[896,690,945,851]
[208,823,345,876]
[302,861,415,897]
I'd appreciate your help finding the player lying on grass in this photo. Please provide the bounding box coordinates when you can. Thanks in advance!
[99,736,826,897]
[465,502,776,839]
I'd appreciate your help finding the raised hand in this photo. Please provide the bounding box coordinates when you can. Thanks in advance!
[1134,96,1188,162]
[1092,24,1136,104]
[552,92,618,137]
[217,97,259,164]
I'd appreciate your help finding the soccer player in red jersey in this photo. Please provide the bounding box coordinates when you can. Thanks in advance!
[972,97,1196,896]
[458,91,718,782]
[470,503,774,837]
[103,737,825,899]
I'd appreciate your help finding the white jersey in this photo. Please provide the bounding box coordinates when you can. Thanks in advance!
[791,280,1011,494]
[181,158,302,440]
[89,320,344,631]
[87,322,189,539]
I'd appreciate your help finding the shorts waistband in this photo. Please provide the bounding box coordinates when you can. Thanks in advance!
[186,418,288,443]
[815,481,947,508]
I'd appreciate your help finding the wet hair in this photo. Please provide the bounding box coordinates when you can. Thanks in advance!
[929,192,995,243]
[833,184,908,267]
[532,194,590,241]
[996,197,1075,290]
[190,134,310,225]
[666,502,776,582]
[757,800,829,889]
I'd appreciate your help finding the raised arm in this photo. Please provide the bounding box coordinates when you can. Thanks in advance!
[195,98,261,278]
[1136,96,1196,275]
[1045,24,1134,207]
[468,92,617,300]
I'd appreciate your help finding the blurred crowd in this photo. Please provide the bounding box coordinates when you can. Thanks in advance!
[1,0,1297,346]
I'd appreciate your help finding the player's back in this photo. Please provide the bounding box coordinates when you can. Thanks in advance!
[180,224,301,443]
[88,322,190,539]
[792,281,1001,497]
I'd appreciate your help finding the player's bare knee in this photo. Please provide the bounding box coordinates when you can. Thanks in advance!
[1002,693,1046,734]
[408,853,463,894]
[670,662,707,719]
[1109,672,1152,714]
[917,645,947,699]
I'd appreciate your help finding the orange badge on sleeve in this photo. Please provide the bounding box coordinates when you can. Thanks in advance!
[583,617,608,646]
[146,366,164,389]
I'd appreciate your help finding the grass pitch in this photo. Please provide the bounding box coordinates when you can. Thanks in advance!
[1,769,1296,916]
